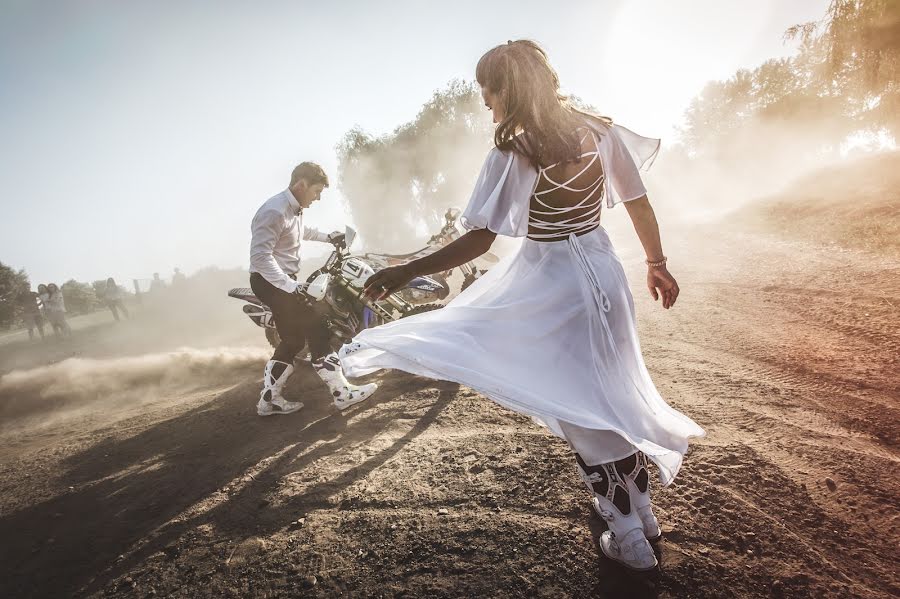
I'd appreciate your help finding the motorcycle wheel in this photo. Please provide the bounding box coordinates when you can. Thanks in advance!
[401,303,443,318]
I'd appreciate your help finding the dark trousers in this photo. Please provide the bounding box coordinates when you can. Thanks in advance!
[250,272,332,362]
[24,313,44,339]
[108,300,129,321]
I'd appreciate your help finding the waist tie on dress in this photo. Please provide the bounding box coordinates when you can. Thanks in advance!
[566,232,657,415]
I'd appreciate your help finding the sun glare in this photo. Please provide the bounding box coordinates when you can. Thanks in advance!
[840,128,898,158]
[602,0,778,139]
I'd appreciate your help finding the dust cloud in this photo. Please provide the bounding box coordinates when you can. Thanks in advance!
[0,267,273,431]
[647,119,860,226]
[338,84,896,264]
[0,346,268,425]
[337,82,495,254]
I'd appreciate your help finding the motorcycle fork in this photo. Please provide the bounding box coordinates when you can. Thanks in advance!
[331,276,411,322]
[459,261,478,278]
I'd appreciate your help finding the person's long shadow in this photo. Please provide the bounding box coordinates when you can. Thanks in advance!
[93,378,461,586]
[0,370,450,598]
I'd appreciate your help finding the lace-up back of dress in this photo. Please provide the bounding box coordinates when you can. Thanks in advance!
[528,127,605,241]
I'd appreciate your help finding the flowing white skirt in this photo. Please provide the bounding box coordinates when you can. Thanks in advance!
[339,227,705,485]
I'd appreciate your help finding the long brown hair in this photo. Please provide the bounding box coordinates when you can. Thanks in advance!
[476,40,610,169]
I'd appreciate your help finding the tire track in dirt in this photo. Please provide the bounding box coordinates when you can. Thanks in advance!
[632,230,900,598]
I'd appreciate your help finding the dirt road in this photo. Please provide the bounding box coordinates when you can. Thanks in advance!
[0,224,897,598]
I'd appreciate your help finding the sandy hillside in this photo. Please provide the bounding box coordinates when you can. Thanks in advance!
[0,157,898,598]
[737,152,900,257]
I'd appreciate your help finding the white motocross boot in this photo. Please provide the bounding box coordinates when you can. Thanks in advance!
[312,353,377,410]
[576,454,658,571]
[616,451,662,542]
[257,360,303,416]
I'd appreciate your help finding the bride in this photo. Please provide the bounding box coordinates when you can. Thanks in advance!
[340,39,704,571]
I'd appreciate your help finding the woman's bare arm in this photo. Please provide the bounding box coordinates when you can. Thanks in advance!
[624,196,680,309]
[364,229,497,299]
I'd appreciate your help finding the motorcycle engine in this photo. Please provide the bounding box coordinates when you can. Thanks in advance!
[324,286,353,320]
[399,287,434,304]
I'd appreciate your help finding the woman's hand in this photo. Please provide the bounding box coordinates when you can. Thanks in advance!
[647,266,679,309]
[362,229,496,301]
[364,264,416,301]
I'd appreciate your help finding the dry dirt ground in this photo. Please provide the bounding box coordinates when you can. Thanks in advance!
[0,188,898,598]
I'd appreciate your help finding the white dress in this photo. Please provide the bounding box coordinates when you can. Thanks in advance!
[340,118,705,486]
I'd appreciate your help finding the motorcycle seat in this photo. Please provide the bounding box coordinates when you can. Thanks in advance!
[368,249,427,261]
[369,248,499,264]
[228,287,263,305]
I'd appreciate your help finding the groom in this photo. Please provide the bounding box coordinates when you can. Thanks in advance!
[249,161,377,416]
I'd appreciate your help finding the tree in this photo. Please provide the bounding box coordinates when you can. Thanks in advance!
[336,80,494,251]
[681,0,899,158]
[0,262,30,329]
[655,0,900,214]
[92,280,107,301]
[60,279,101,316]
[785,0,900,134]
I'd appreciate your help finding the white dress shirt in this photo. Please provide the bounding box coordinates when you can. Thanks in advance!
[250,189,329,293]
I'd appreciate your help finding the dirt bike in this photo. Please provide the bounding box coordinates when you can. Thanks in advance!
[228,227,449,350]
[363,207,498,292]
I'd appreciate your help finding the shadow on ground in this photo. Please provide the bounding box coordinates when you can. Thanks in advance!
[0,370,447,598]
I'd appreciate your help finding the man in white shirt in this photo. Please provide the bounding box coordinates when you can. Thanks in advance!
[250,161,377,416]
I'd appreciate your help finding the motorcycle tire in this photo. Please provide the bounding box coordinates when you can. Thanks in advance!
[401,303,443,318]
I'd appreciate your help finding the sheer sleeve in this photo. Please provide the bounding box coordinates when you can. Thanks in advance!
[594,122,661,209]
[461,147,538,238]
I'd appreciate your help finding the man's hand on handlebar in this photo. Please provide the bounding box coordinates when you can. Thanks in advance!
[327,231,345,246]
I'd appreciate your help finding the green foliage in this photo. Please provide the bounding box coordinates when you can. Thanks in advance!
[0,262,31,329]
[92,280,107,300]
[682,0,899,156]
[60,279,101,316]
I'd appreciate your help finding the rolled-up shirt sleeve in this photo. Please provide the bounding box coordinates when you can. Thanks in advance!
[303,226,330,242]
[250,209,298,293]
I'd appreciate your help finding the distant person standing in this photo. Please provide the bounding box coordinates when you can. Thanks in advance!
[104,278,130,321]
[44,283,71,338]
[149,272,166,293]
[249,161,376,416]
[172,268,187,287]
[37,284,50,319]
[18,286,45,340]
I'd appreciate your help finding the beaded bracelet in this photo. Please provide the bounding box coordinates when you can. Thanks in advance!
[645,256,667,267]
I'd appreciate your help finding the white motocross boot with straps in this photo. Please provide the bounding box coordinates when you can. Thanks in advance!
[312,353,378,410]
[257,360,303,416]
[576,454,658,571]
[616,451,662,542]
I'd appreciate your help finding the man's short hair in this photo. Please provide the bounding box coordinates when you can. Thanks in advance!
[290,162,329,188]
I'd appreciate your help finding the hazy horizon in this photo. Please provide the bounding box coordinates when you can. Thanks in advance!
[0,0,830,286]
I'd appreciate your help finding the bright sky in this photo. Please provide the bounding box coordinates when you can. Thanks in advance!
[0,0,829,285]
